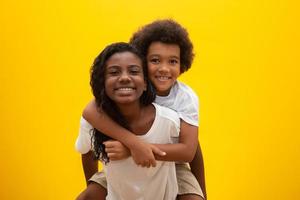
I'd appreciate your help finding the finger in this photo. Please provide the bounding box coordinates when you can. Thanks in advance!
[105,147,115,153]
[150,159,157,167]
[146,161,151,168]
[103,141,114,148]
[141,162,149,168]
[107,153,117,159]
[152,146,166,157]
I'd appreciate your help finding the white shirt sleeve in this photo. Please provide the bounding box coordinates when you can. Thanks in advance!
[176,84,199,127]
[75,117,93,154]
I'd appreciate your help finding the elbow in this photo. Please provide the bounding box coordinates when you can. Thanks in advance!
[82,106,90,120]
[182,152,195,162]
[82,100,97,120]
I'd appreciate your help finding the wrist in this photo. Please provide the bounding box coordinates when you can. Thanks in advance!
[122,133,141,149]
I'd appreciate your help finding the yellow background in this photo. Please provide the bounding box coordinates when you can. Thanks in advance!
[1,0,299,199]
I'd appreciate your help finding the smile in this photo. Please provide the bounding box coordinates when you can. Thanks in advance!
[115,87,135,91]
[155,76,171,81]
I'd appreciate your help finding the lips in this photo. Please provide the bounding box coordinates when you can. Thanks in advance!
[115,87,135,91]
[114,87,136,96]
[155,76,171,81]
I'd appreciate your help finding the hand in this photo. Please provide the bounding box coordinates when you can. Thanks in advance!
[129,139,166,168]
[103,140,130,161]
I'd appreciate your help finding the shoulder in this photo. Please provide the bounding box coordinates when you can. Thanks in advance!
[82,99,98,121]
[175,81,199,103]
[80,116,93,129]
[172,81,199,112]
[153,103,180,127]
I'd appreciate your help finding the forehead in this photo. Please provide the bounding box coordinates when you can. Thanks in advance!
[106,51,142,66]
[147,42,180,57]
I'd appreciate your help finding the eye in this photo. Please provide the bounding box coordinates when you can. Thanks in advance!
[129,66,141,75]
[169,59,179,65]
[149,58,160,64]
[107,69,119,76]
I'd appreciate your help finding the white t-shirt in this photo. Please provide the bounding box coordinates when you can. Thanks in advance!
[155,81,199,127]
[75,81,199,154]
[76,103,180,200]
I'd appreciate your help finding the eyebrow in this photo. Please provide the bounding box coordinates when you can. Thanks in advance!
[106,65,120,69]
[148,54,180,59]
[128,64,142,68]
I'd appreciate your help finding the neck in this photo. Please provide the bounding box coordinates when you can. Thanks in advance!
[117,102,144,123]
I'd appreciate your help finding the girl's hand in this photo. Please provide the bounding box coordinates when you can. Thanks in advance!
[103,140,130,161]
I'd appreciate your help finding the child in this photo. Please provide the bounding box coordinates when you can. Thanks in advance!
[76,42,180,199]
[79,19,206,200]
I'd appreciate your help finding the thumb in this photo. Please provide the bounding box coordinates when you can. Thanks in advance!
[151,146,166,156]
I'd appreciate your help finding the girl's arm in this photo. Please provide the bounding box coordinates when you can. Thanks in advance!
[83,100,165,167]
[190,143,207,199]
[81,151,98,185]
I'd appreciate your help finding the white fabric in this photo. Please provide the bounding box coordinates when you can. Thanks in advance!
[76,103,180,200]
[155,81,199,127]
[75,117,94,154]
[75,81,199,154]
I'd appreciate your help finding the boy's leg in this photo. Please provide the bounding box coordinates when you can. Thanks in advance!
[176,163,205,200]
[76,182,106,200]
[177,194,204,200]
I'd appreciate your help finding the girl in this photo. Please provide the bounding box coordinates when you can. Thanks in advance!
[76,42,180,199]
[78,19,206,200]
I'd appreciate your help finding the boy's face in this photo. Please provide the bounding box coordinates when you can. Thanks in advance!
[147,42,180,96]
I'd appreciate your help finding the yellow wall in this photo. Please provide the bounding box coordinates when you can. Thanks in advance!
[1,0,299,199]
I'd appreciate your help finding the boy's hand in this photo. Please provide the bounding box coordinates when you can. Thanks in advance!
[104,140,130,161]
[129,140,166,168]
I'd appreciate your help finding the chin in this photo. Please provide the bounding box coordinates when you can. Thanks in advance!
[115,98,136,105]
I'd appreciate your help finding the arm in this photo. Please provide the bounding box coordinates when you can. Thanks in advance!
[105,120,198,163]
[81,151,98,186]
[153,120,198,162]
[190,143,207,199]
[83,100,165,167]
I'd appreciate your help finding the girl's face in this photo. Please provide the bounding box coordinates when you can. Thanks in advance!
[104,51,146,105]
[147,42,180,96]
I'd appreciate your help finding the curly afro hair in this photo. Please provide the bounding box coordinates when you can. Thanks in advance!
[129,19,194,74]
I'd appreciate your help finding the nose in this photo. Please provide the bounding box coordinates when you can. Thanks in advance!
[158,63,170,74]
[119,72,131,83]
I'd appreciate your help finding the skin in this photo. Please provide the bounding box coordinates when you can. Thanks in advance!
[147,42,206,199]
[104,52,146,105]
[77,51,156,199]
[147,42,181,96]
[76,151,107,200]
[81,43,206,199]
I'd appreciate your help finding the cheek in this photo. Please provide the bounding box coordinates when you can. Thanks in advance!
[147,65,156,78]
[104,79,113,94]
[172,67,180,78]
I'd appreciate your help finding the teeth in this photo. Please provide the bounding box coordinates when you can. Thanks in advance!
[117,88,133,91]
[157,76,169,80]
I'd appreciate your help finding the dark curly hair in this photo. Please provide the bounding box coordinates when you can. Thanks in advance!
[129,19,194,74]
[90,42,156,163]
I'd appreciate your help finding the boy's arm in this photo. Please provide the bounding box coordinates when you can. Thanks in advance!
[81,151,98,186]
[153,120,198,162]
[190,143,207,199]
[83,100,165,167]
[104,120,198,163]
